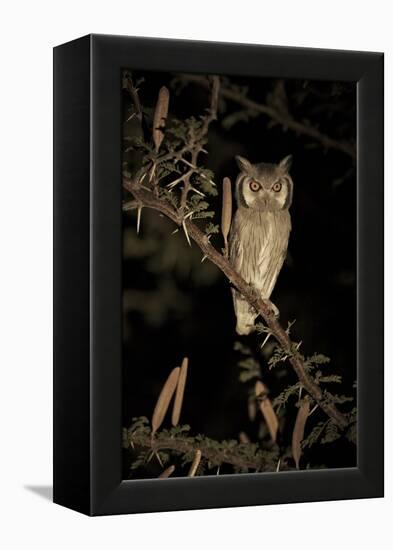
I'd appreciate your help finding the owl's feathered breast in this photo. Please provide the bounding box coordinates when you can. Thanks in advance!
[229,208,291,298]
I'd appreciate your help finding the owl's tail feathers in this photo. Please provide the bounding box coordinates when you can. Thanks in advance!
[232,290,258,336]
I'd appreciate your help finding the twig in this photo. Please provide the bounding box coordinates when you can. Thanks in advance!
[179,76,220,212]
[123,73,143,122]
[179,75,356,160]
[129,431,273,472]
[122,199,138,211]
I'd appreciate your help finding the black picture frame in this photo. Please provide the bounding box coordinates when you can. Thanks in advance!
[53,34,384,516]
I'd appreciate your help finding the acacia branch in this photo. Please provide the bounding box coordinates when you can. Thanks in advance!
[179,74,356,160]
[123,72,143,122]
[123,177,348,430]
[128,431,273,472]
[180,75,220,211]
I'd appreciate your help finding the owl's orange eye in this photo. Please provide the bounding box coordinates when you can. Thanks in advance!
[272,181,282,192]
[249,181,260,192]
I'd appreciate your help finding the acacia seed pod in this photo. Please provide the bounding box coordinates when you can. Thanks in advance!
[221,177,232,251]
[158,465,175,478]
[239,431,250,444]
[152,367,180,435]
[152,86,170,151]
[187,449,202,477]
[255,380,279,443]
[172,357,189,427]
[292,398,311,469]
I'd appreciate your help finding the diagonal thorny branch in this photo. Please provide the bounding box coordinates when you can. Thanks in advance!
[123,177,348,429]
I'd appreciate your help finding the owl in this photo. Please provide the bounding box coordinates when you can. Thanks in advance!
[229,155,293,335]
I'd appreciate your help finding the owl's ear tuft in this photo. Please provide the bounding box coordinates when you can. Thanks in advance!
[235,155,253,174]
[279,155,292,173]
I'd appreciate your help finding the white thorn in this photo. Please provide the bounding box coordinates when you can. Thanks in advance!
[308,404,319,417]
[123,201,137,212]
[260,332,272,350]
[137,206,142,234]
[182,221,191,246]
[276,458,281,472]
[201,255,207,263]
[149,162,156,182]
[190,186,206,197]
[146,450,154,464]
[167,177,183,189]
[171,228,179,235]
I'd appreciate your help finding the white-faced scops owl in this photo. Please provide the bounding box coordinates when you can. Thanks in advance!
[229,155,293,335]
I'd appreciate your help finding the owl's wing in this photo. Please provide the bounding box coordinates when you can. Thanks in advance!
[229,211,290,296]
[229,218,244,274]
[229,213,271,280]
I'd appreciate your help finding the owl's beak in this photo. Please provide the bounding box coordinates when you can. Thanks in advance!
[257,192,268,209]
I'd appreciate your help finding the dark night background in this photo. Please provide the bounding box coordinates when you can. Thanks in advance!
[122,70,357,478]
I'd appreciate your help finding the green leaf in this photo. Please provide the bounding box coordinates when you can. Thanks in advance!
[193,211,215,220]
[272,382,301,408]
[268,345,289,369]
[205,223,220,235]
[346,421,357,444]
[320,420,341,444]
